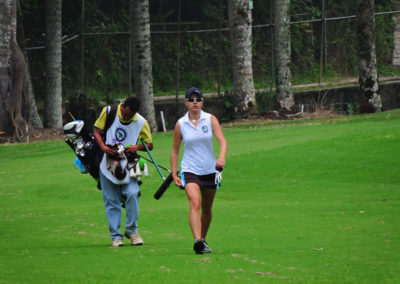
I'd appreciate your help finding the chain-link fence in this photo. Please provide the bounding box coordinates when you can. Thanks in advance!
[26,1,400,101]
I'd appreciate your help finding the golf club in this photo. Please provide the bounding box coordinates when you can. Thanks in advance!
[137,154,171,173]
[140,138,175,200]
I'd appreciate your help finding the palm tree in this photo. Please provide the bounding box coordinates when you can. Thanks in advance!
[45,0,63,128]
[228,0,256,114]
[274,0,295,112]
[130,0,157,132]
[356,0,381,113]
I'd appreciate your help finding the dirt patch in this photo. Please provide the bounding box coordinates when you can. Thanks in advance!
[224,110,339,127]
[0,127,65,144]
[28,127,65,142]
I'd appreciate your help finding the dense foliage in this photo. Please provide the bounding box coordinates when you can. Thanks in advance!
[20,0,399,104]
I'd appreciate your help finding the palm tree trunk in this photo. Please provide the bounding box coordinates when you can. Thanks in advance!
[228,0,256,114]
[130,0,157,132]
[274,0,295,112]
[45,0,63,128]
[356,0,381,113]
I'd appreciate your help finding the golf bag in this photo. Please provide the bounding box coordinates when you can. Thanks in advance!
[64,105,118,183]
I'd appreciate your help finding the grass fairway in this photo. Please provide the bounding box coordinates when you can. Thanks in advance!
[1,110,399,283]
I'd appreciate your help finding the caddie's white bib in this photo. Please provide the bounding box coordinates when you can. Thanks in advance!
[100,113,145,184]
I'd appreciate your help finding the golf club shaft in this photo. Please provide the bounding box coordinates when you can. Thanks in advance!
[137,154,171,173]
[140,138,165,180]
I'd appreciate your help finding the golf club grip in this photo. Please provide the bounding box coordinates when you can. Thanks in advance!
[154,173,173,200]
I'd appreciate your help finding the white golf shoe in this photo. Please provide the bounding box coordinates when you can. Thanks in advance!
[111,239,124,248]
[124,232,144,246]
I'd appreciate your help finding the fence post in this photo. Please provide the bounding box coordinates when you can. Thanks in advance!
[319,0,326,86]
[129,16,132,96]
[80,0,85,91]
[270,0,275,88]
[175,0,182,104]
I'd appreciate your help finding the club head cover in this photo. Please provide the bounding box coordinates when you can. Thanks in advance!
[154,173,174,200]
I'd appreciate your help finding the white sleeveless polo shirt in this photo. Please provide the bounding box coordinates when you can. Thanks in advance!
[179,111,216,175]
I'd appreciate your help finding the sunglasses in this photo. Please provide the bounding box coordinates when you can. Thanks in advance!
[186,98,203,102]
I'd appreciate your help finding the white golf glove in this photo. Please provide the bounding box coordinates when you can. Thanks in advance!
[215,168,223,189]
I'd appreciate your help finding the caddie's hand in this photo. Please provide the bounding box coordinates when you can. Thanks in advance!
[124,145,138,153]
[103,145,117,156]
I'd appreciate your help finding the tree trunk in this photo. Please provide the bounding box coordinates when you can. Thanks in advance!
[130,0,157,132]
[356,0,381,113]
[0,0,30,142]
[274,0,295,112]
[27,60,43,128]
[45,0,63,128]
[16,0,43,128]
[228,0,256,114]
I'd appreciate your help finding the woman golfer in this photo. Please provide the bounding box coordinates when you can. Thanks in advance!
[170,87,227,254]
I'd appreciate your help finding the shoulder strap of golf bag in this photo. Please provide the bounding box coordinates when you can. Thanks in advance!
[102,105,118,141]
[85,105,118,184]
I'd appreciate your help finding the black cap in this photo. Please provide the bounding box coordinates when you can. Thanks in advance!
[185,87,203,99]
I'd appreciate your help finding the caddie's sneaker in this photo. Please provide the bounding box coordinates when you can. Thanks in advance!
[202,240,211,254]
[124,232,144,246]
[111,239,124,248]
[193,239,205,254]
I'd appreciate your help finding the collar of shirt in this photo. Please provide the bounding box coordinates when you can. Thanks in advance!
[183,110,206,124]
[117,103,138,123]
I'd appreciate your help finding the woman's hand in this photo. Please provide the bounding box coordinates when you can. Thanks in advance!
[216,158,225,170]
[172,174,182,187]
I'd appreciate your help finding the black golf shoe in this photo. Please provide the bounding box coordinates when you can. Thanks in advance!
[193,239,205,254]
[202,240,211,254]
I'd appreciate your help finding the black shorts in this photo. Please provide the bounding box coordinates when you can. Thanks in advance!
[182,172,217,190]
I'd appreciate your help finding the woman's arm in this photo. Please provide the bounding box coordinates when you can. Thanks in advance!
[170,122,183,187]
[211,115,227,169]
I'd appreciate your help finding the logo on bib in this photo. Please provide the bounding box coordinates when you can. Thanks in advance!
[115,128,127,142]
[202,126,208,134]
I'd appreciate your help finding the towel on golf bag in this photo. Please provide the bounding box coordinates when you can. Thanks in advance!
[104,144,142,185]
[105,145,129,181]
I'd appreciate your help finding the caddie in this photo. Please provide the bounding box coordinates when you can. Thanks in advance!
[93,97,153,248]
